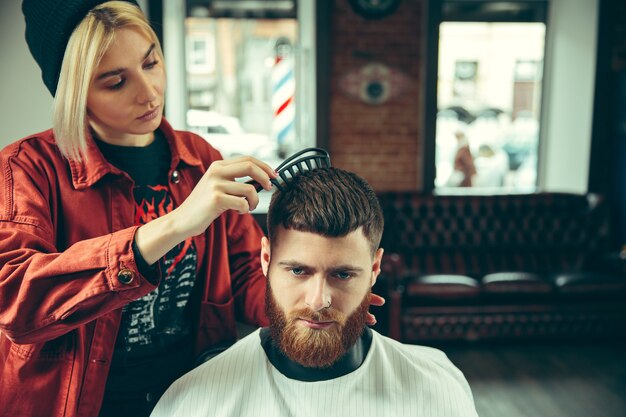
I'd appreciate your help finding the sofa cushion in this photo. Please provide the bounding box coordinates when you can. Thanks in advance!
[405,274,480,299]
[482,272,553,294]
[554,272,626,294]
[402,249,581,278]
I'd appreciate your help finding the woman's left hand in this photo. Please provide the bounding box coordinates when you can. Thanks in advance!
[366,293,385,326]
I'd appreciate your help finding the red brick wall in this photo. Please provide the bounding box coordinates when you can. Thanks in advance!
[329,0,424,191]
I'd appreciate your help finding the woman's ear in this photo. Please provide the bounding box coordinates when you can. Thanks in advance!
[261,236,271,277]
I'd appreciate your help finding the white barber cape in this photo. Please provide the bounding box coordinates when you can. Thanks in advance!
[151,329,478,417]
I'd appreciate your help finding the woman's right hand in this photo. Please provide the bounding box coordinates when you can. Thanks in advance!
[134,156,276,266]
[174,156,276,237]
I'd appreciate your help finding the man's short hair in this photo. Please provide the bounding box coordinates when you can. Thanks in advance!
[266,167,384,254]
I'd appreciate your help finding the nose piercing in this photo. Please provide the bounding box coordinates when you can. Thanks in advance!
[306,300,331,309]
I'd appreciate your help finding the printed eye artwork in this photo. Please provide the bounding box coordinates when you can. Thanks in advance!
[338,62,411,105]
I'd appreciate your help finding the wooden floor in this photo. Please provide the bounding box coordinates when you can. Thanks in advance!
[444,341,626,417]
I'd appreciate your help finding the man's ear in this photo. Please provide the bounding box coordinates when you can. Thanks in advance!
[261,236,271,277]
[371,248,384,287]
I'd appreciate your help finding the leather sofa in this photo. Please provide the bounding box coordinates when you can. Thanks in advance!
[377,192,626,343]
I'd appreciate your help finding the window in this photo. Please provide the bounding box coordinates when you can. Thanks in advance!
[183,0,316,162]
[432,1,547,193]
[183,0,316,211]
[186,35,215,74]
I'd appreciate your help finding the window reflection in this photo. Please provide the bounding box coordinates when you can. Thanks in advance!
[184,17,298,169]
[435,22,545,192]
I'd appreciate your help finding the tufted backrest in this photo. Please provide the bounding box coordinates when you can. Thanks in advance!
[377,192,611,277]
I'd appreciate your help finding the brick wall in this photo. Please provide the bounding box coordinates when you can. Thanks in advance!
[329,0,424,191]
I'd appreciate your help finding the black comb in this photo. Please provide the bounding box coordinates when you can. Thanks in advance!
[247,147,331,192]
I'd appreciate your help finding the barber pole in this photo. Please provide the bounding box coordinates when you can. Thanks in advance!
[271,38,295,156]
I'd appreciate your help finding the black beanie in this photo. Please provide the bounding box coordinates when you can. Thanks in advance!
[22,0,140,97]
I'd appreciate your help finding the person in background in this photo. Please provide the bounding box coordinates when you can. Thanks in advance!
[449,130,477,187]
[151,167,478,417]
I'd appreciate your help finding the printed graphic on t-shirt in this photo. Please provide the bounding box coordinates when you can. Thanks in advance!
[116,185,197,356]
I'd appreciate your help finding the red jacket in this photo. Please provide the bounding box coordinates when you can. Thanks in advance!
[0,119,268,417]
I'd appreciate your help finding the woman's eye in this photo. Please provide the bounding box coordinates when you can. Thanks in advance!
[145,60,159,69]
[108,79,125,90]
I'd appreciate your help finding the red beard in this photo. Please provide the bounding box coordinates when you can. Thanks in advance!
[265,281,370,368]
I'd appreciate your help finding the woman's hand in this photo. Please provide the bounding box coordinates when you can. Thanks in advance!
[135,156,276,266]
[173,156,276,237]
[366,293,386,326]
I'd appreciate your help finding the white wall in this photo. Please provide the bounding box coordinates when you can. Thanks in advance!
[0,1,53,149]
[296,0,317,150]
[539,0,598,193]
[163,0,188,129]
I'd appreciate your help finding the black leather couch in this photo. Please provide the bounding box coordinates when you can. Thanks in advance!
[377,192,626,343]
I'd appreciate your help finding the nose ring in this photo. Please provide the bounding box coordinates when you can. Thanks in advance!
[306,300,331,309]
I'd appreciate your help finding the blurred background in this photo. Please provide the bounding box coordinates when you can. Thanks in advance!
[1,1,625,415]
[4,0,623,211]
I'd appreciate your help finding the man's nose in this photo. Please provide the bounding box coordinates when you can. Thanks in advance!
[305,276,331,312]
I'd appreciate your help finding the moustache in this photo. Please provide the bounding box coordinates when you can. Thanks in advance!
[289,307,344,324]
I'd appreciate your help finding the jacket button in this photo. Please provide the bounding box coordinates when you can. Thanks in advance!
[171,170,180,184]
[117,268,135,285]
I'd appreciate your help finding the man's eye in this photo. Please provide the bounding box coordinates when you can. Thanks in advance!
[335,272,352,280]
[290,268,305,276]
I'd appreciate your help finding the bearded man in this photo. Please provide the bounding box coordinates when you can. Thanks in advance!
[151,167,478,417]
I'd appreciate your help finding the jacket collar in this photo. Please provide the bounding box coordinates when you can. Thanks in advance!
[69,117,202,190]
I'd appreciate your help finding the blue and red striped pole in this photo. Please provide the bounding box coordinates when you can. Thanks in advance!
[272,38,295,157]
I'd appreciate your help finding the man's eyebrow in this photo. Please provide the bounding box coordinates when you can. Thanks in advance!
[276,261,364,273]
[329,265,365,273]
[277,261,309,268]
[95,44,156,80]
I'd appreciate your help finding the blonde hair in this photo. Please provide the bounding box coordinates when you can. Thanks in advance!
[52,1,163,161]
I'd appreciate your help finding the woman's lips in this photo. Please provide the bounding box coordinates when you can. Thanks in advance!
[137,106,160,122]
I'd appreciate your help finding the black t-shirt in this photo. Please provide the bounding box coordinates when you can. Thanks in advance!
[96,131,197,395]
